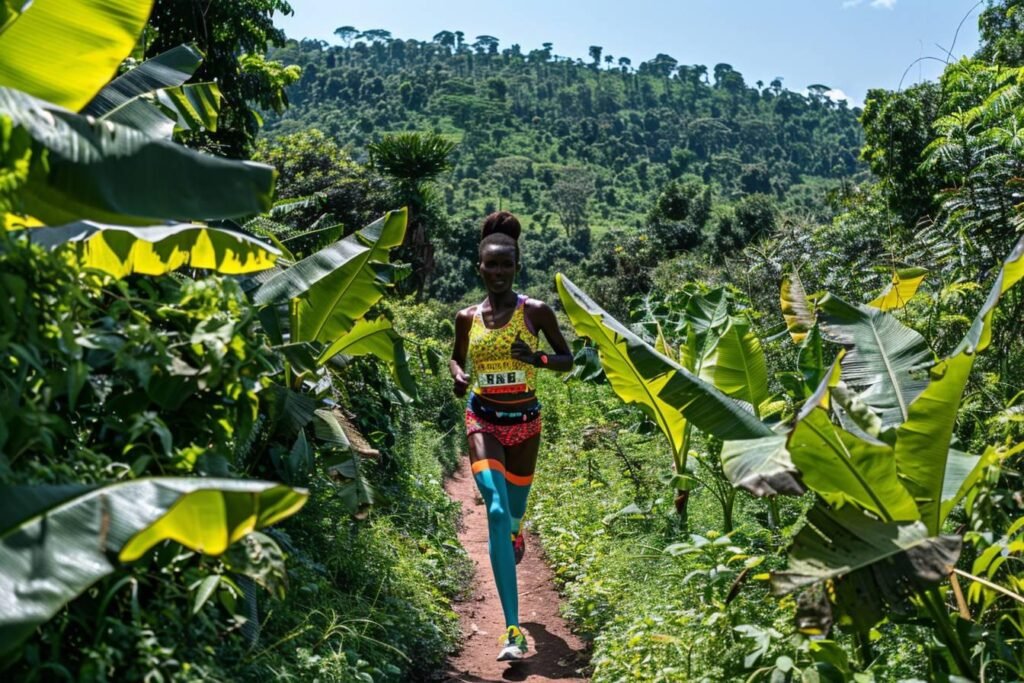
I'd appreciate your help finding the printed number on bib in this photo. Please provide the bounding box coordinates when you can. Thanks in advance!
[477,364,528,395]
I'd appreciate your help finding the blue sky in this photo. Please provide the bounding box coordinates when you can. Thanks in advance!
[276,0,984,107]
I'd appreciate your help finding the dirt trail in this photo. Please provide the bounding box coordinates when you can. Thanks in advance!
[440,456,590,683]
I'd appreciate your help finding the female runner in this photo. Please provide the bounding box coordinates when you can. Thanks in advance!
[449,211,573,661]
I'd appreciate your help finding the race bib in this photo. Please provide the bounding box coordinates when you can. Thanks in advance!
[476,361,528,395]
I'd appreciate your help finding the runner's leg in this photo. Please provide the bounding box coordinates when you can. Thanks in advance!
[468,433,519,630]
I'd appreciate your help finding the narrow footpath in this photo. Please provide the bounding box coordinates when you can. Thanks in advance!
[441,457,590,683]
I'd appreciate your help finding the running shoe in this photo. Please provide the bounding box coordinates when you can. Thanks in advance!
[511,530,526,565]
[496,625,528,661]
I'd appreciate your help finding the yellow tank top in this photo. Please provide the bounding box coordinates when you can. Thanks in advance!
[468,295,538,398]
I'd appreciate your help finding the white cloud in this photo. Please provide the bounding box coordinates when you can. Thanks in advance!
[825,88,851,103]
[842,0,897,8]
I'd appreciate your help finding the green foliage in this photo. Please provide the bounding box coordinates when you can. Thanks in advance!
[263,32,865,302]
[144,0,299,157]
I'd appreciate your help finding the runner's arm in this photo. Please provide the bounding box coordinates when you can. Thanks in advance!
[450,308,472,397]
[517,301,573,372]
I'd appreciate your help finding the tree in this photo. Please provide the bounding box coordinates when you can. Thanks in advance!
[589,45,603,69]
[645,177,711,254]
[977,0,1024,65]
[144,0,298,158]
[334,25,358,46]
[859,82,942,229]
[473,35,499,55]
[368,132,456,298]
[433,30,456,52]
[551,167,595,239]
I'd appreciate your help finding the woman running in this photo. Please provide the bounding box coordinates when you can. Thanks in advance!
[449,211,573,661]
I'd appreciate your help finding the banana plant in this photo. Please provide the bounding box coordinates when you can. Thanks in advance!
[0,478,308,657]
[253,208,416,398]
[556,274,774,519]
[0,0,281,278]
[83,43,222,140]
[765,235,1024,677]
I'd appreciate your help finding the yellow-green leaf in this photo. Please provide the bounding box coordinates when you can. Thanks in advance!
[868,267,928,310]
[0,0,155,111]
[781,270,813,344]
[29,221,280,278]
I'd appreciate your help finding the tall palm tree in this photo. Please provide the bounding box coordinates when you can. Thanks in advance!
[368,132,456,299]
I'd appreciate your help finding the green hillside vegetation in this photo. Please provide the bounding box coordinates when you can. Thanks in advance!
[3,0,1024,681]
[262,33,865,305]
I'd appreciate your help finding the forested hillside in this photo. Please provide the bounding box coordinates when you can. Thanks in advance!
[262,34,866,304]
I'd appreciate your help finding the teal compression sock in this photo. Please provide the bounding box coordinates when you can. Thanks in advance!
[472,462,518,628]
[506,477,533,535]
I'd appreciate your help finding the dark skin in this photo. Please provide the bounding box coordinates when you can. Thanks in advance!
[450,242,573,477]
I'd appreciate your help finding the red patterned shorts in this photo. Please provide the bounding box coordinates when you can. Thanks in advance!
[465,393,542,447]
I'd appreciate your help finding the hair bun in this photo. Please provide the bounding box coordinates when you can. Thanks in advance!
[481,211,521,241]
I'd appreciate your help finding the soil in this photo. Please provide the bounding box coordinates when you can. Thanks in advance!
[438,456,590,683]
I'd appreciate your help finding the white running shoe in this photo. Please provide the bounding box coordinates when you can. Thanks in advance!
[496,625,528,661]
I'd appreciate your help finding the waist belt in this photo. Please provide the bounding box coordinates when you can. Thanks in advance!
[468,392,541,425]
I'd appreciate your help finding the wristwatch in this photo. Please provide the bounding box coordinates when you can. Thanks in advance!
[536,353,549,367]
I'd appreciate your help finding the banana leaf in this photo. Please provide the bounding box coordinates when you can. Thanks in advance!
[699,316,769,418]
[818,293,934,428]
[788,407,919,522]
[97,82,222,139]
[317,317,417,398]
[0,0,31,35]
[895,235,1024,534]
[253,209,408,344]
[867,267,928,310]
[1,88,275,225]
[780,270,814,344]
[721,434,805,497]
[27,221,279,277]
[83,44,204,118]
[83,44,222,139]
[0,478,307,656]
[0,0,154,111]
[556,274,772,454]
[773,503,961,630]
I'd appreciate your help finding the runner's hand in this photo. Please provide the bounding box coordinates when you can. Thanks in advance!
[453,369,470,397]
[511,333,539,366]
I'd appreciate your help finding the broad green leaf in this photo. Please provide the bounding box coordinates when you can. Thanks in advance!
[654,321,677,362]
[686,288,730,341]
[789,408,919,522]
[797,324,825,396]
[0,478,307,655]
[27,221,279,277]
[318,317,417,398]
[0,1,31,40]
[951,235,1024,357]
[830,381,885,441]
[699,316,769,419]
[97,82,221,139]
[895,235,1024,534]
[773,504,961,630]
[781,271,813,344]
[0,0,154,111]
[1,88,275,225]
[868,267,928,310]
[82,44,219,138]
[254,210,408,343]
[156,82,221,133]
[721,435,805,497]
[83,44,204,118]
[313,409,352,450]
[818,293,934,428]
[556,274,772,454]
